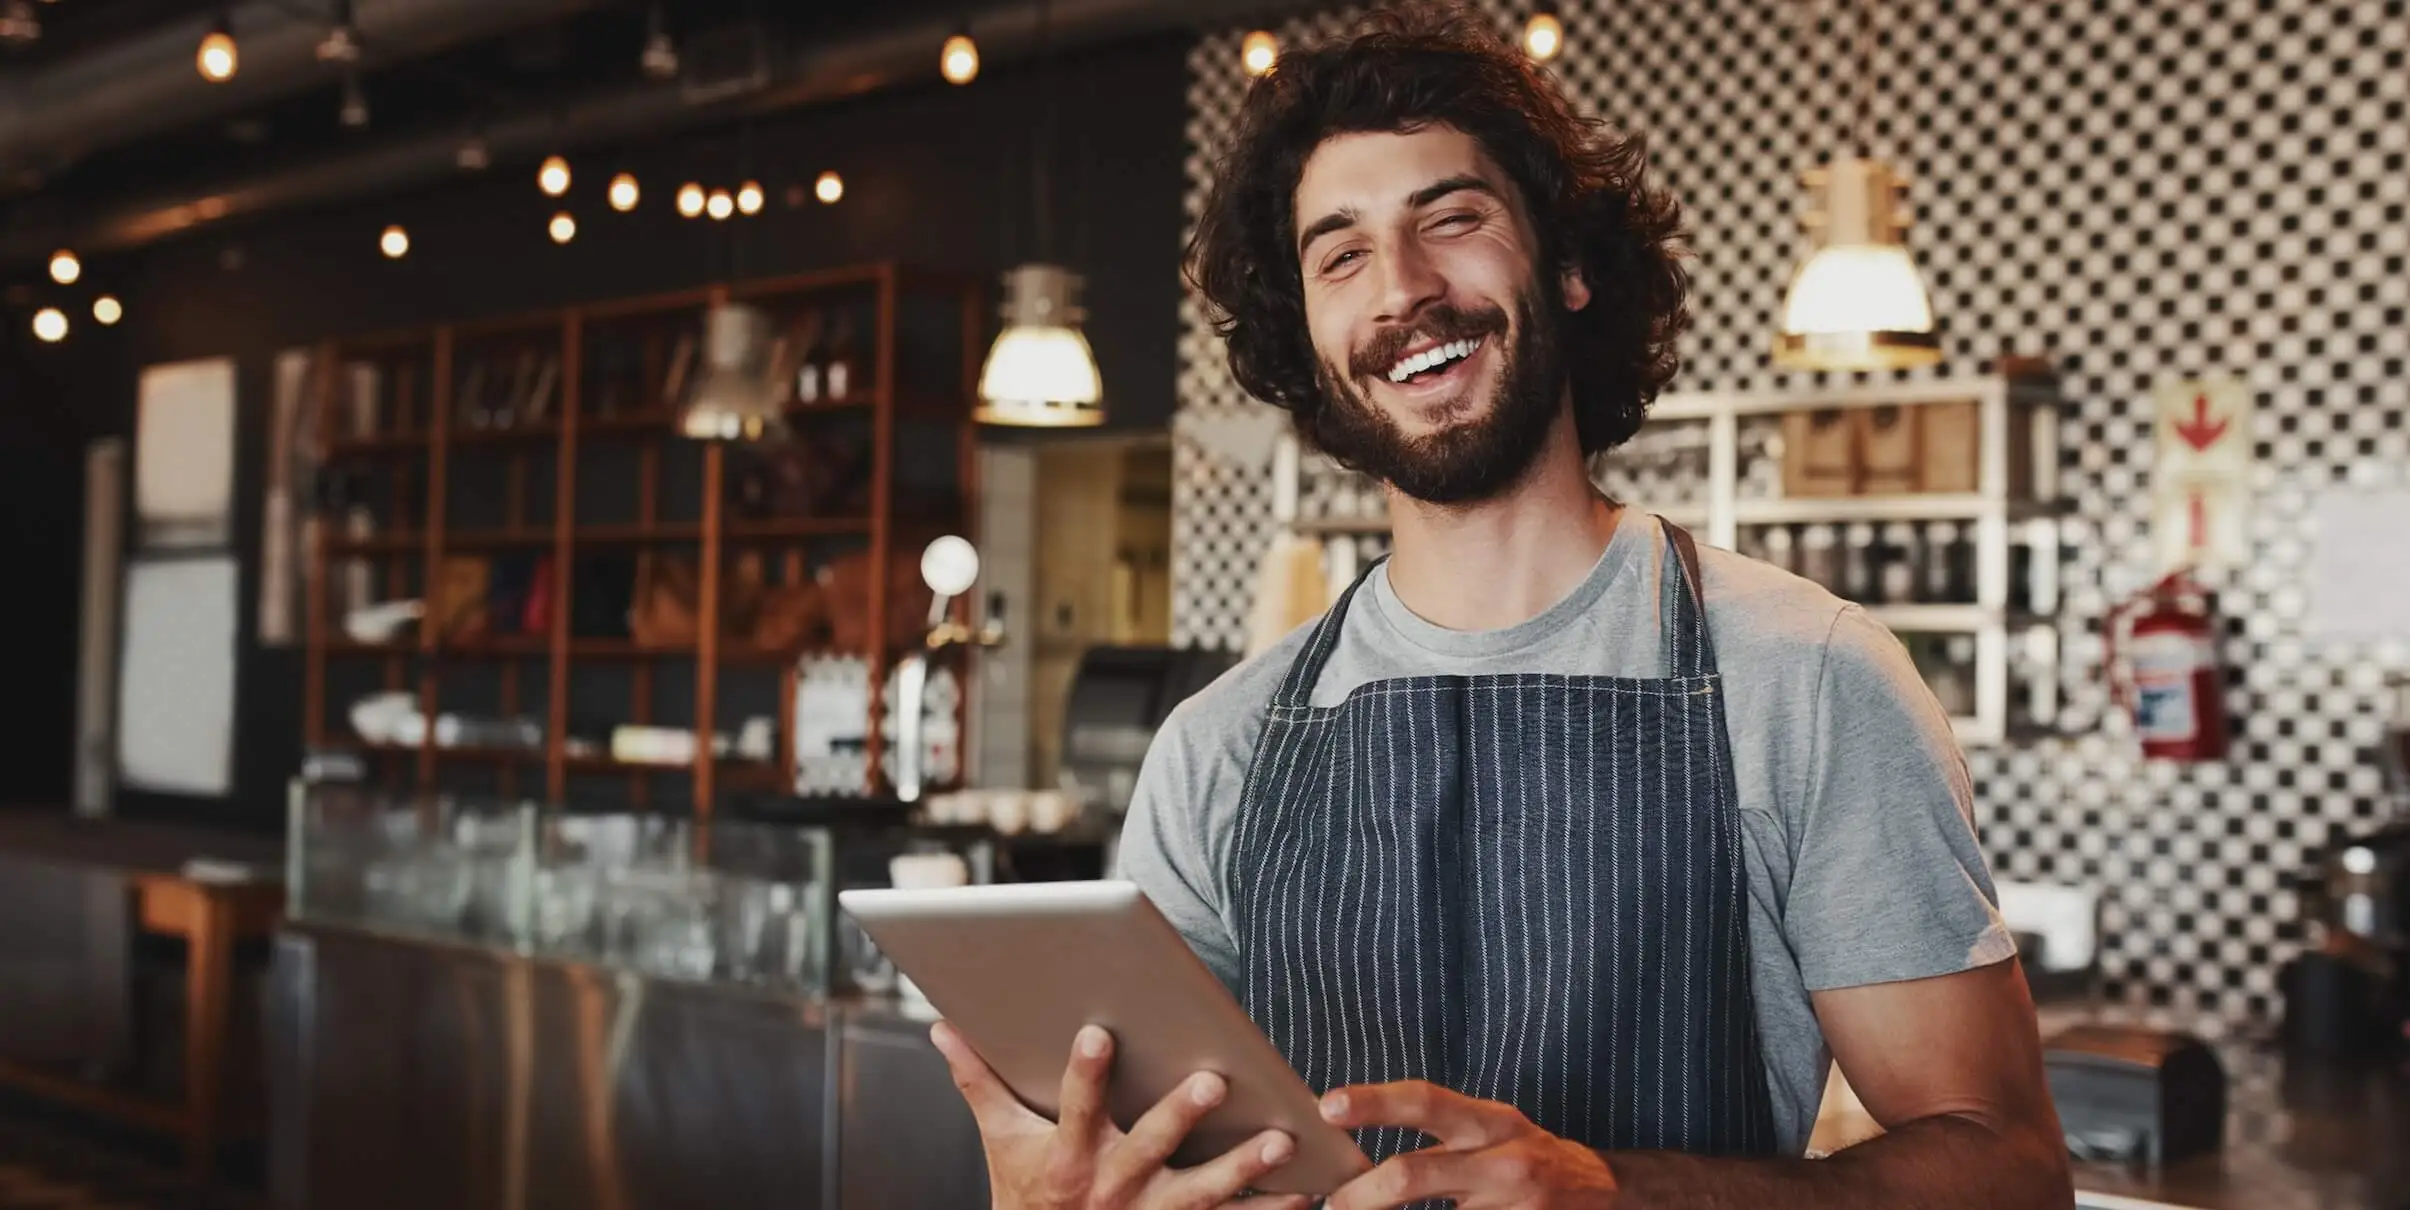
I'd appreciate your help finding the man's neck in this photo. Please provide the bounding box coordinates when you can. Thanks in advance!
[1382,408,1622,633]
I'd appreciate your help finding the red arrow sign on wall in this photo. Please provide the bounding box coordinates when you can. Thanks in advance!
[2173,392,2231,451]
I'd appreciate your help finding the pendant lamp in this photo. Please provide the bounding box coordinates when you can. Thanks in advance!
[977,0,1105,427]
[1773,0,1940,372]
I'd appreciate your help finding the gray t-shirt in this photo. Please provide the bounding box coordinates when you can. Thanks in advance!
[1114,511,2015,1155]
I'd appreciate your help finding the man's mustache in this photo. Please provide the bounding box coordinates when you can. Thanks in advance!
[1347,302,1509,380]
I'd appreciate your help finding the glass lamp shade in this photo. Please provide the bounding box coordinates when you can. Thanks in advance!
[1773,157,1942,372]
[975,264,1104,427]
[678,302,789,442]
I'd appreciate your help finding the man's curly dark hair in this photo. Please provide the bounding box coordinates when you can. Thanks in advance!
[1184,2,1690,458]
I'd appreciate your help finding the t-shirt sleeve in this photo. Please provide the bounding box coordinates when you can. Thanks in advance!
[1111,702,1246,991]
[1783,604,2017,992]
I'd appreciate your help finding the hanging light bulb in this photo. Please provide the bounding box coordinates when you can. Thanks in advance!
[538,155,571,197]
[548,212,577,244]
[196,13,237,81]
[706,189,734,220]
[814,171,843,204]
[1523,4,1564,62]
[1772,0,1940,371]
[977,264,1104,427]
[678,303,788,443]
[676,182,706,218]
[93,296,123,326]
[609,172,641,212]
[736,180,764,215]
[1240,30,1277,77]
[48,248,79,285]
[316,0,360,62]
[640,3,678,80]
[338,70,369,128]
[31,307,67,343]
[941,29,979,84]
[379,224,409,258]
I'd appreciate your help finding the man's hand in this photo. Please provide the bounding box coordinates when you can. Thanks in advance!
[932,1020,1311,1210]
[1319,1081,1618,1210]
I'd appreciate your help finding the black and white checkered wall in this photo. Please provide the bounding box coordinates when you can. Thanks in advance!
[1172,0,2410,1025]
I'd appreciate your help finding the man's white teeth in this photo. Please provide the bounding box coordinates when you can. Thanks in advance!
[1386,337,1481,383]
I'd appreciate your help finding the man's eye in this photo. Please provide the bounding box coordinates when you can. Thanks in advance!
[1431,213,1476,231]
[1323,249,1364,272]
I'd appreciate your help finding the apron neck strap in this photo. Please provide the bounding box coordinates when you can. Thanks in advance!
[1660,520,1719,679]
[1268,515,1722,710]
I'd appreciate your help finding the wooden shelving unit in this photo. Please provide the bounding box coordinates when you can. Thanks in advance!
[302,262,987,819]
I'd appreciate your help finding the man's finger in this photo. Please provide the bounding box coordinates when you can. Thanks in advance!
[1055,1024,1116,1140]
[1109,1070,1225,1180]
[929,1021,1042,1130]
[1319,1080,1519,1149]
[1226,1195,1313,1210]
[1322,1148,1477,1210]
[1160,1130,1298,1210]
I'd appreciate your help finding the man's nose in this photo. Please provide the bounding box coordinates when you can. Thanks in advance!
[1372,239,1444,325]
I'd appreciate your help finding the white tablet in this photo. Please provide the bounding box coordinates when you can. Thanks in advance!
[838,880,1371,1195]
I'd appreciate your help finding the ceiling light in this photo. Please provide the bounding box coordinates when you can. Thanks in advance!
[197,14,237,82]
[379,224,409,259]
[1241,30,1276,77]
[676,182,705,217]
[1523,4,1563,62]
[548,212,577,244]
[814,171,843,204]
[941,30,979,84]
[678,302,788,443]
[706,189,733,220]
[316,0,359,63]
[0,1,40,46]
[338,70,368,128]
[609,172,640,212]
[538,155,571,197]
[93,296,123,325]
[455,133,490,171]
[736,180,763,215]
[977,264,1104,428]
[47,248,79,285]
[31,307,66,342]
[640,3,678,80]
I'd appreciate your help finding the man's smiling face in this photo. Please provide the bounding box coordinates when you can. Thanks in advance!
[1293,124,1591,504]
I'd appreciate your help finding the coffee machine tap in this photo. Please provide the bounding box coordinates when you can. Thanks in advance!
[894,536,1007,804]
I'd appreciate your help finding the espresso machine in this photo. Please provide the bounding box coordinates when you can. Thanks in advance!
[2287,673,2410,1058]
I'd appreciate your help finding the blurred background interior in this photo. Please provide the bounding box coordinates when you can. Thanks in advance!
[0,0,2405,1208]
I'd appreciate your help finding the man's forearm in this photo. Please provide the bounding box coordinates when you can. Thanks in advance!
[1607,1113,2071,1210]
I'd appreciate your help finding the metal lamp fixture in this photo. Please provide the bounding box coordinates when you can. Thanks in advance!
[977,0,1105,427]
[679,301,788,442]
[977,264,1103,427]
[1773,0,1940,372]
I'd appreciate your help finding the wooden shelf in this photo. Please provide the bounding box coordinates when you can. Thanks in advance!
[326,432,432,458]
[322,533,423,556]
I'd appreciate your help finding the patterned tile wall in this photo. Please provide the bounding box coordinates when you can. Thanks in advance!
[1171,0,2410,1024]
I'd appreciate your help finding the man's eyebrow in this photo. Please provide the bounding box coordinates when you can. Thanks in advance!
[1295,174,1503,261]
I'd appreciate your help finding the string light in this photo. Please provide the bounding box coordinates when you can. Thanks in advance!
[548,212,577,244]
[1522,5,1563,62]
[1241,30,1277,77]
[706,189,733,220]
[538,155,571,197]
[676,182,705,218]
[609,172,640,212]
[814,171,844,204]
[93,296,123,325]
[48,249,79,285]
[197,14,237,82]
[32,307,66,342]
[736,180,763,215]
[379,225,409,258]
[941,30,979,84]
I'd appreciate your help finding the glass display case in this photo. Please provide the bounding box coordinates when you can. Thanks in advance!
[285,778,993,996]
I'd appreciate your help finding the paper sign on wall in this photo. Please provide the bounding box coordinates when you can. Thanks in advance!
[2152,377,2254,573]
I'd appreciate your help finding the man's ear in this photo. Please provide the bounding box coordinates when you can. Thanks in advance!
[1559,262,1592,312]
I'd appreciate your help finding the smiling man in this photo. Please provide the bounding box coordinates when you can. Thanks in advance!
[929,5,2072,1209]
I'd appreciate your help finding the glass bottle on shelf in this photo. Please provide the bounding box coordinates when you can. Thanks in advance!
[824,313,858,402]
[1841,523,1875,603]
[792,310,828,406]
[1878,522,1919,604]
[1799,524,1838,593]
[1762,525,1795,576]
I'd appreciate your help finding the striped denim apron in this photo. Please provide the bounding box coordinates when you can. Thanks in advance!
[1225,523,1777,1176]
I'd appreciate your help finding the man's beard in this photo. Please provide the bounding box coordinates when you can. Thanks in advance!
[1309,285,1565,507]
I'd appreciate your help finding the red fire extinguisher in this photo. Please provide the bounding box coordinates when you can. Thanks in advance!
[2105,569,2231,762]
